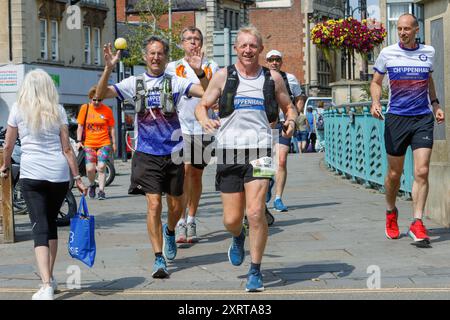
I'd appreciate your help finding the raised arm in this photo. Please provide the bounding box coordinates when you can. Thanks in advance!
[96,43,121,100]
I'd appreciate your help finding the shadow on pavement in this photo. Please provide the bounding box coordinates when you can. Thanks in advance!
[287,202,341,211]
[56,276,147,299]
[238,263,355,289]
[270,218,323,228]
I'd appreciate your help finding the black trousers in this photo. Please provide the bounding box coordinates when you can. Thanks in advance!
[20,179,69,247]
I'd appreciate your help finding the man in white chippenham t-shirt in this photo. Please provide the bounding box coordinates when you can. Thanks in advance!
[166,26,219,244]
[370,13,445,246]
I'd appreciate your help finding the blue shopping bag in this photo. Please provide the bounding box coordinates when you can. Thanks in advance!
[68,195,96,267]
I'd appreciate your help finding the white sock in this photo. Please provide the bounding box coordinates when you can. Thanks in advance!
[177,218,186,226]
[187,216,195,224]
[275,195,281,201]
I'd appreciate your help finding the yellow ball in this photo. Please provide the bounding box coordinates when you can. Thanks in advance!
[114,38,127,50]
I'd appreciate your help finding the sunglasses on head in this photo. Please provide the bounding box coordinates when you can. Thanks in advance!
[267,57,281,62]
[92,98,102,102]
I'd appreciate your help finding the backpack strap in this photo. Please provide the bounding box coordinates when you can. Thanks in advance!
[262,67,278,123]
[160,73,176,116]
[134,73,147,114]
[218,65,239,119]
[279,71,294,103]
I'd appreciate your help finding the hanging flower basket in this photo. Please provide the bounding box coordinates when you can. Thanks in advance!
[311,17,387,57]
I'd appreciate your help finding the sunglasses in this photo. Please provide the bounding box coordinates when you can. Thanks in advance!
[92,98,102,102]
[267,57,282,62]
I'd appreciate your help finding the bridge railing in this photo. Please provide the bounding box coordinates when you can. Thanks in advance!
[324,101,413,196]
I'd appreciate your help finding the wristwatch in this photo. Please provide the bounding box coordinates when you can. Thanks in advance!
[196,70,206,79]
[431,99,440,105]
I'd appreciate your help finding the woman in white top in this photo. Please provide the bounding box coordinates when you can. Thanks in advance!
[0,69,87,300]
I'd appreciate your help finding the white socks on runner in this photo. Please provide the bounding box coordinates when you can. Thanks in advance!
[187,216,195,225]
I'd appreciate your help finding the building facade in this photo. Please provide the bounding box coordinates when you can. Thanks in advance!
[0,0,117,128]
[117,0,254,62]
[249,0,305,88]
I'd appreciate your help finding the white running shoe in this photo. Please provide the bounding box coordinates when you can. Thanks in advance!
[32,285,54,300]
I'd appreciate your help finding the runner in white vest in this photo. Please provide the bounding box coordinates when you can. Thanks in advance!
[195,26,297,292]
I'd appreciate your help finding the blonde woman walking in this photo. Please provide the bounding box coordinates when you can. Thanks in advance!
[0,69,87,300]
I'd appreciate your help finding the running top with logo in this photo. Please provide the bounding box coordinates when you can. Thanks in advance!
[113,72,193,156]
[373,42,435,116]
[278,72,302,122]
[77,103,115,149]
[216,67,272,150]
[166,58,219,135]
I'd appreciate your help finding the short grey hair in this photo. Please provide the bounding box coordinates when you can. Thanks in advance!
[142,36,170,56]
[399,13,419,27]
[180,26,203,45]
[235,25,263,47]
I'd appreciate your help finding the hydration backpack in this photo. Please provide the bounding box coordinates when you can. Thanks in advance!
[218,65,278,123]
[133,73,174,116]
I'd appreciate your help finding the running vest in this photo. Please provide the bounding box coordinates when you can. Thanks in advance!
[215,67,273,149]
[134,73,174,115]
[218,65,278,123]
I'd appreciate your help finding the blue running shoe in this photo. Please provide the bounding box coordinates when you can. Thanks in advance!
[152,256,169,278]
[163,224,177,261]
[228,229,245,266]
[273,198,288,212]
[266,179,274,203]
[246,270,264,292]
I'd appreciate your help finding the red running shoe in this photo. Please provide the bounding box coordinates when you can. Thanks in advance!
[408,219,430,243]
[385,208,400,239]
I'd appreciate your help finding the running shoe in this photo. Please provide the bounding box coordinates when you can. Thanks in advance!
[245,270,264,292]
[187,222,198,243]
[408,219,430,243]
[162,224,177,261]
[228,229,245,266]
[175,222,187,243]
[88,184,96,199]
[32,285,54,300]
[50,276,58,292]
[385,208,400,239]
[273,198,288,212]
[97,190,106,200]
[152,256,169,278]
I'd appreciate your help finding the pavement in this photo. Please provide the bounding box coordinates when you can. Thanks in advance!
[1,153,450,300]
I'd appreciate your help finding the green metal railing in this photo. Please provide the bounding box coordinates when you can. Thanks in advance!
[324,101,413,196]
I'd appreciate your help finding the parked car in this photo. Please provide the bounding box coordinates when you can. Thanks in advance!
[304,97,333,115]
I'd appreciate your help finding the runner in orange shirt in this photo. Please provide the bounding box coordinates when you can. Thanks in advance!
[76,85,116,200]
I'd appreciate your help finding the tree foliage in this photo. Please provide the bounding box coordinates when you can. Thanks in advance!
[122,0,185,66]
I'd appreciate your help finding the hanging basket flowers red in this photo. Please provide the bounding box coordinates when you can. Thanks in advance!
[311,17,387,56]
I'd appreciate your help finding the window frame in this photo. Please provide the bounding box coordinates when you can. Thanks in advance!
[93,27,101,65]
[40,19,48,60]
[84,26,91,64]
[50,20,59,61]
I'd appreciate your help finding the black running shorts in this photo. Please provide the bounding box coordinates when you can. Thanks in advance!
[182,134,214,170]
[128,151,184,196]
[215,149,272,193]
[384,112,434,156]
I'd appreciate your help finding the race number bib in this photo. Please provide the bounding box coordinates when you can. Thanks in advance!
[250,156,276,178]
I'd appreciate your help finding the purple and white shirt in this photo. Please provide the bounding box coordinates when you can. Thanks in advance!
[373,42,435,116]
[114,72,193,156]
